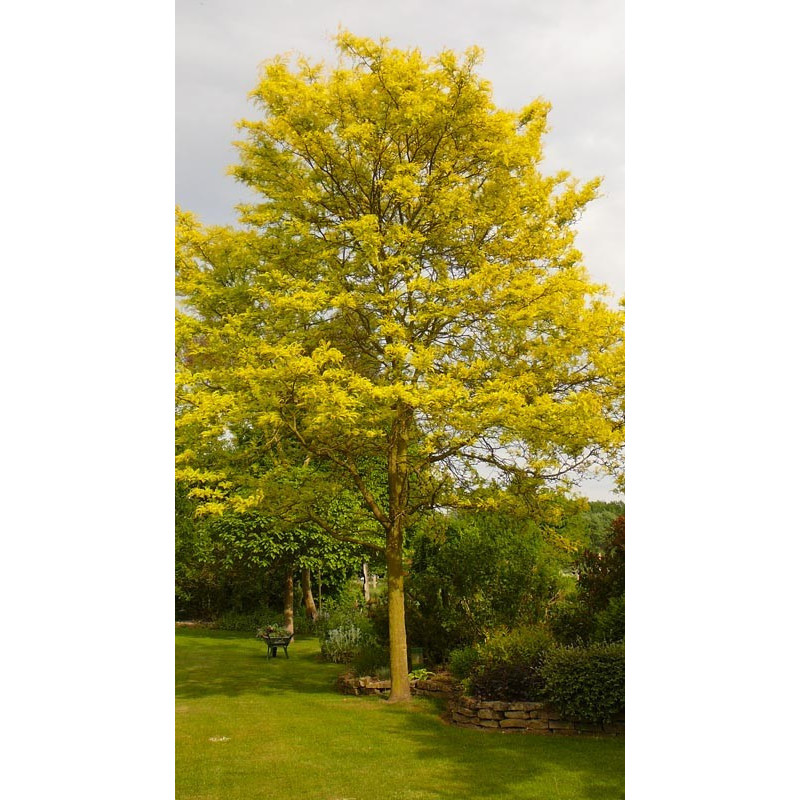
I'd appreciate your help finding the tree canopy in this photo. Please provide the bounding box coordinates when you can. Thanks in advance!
[176,32,624,700]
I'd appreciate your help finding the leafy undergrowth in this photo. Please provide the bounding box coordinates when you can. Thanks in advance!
[176,628,624,800]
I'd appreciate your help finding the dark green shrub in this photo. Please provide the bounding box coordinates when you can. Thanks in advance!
[548,599,596,645]
[541,642,625,723]
[469,627,554,701]
[214,608,283,632]
[292,611,322,636]
[351,643,389,676]
[400,512,570,662]
[594,595,625,643]
[448,646,480,681]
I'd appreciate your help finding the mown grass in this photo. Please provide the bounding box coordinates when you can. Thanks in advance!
[176,628,624,799]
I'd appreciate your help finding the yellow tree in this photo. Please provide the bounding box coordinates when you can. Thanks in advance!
[176,33,624,701]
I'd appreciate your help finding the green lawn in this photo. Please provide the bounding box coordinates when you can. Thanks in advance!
[176,628,624,799]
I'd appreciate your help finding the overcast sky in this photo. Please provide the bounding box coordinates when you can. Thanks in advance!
[176,0,624,501]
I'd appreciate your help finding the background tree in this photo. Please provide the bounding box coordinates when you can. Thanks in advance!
[176,33,624,700]
[550,514,625,645]
[386,509,571,662]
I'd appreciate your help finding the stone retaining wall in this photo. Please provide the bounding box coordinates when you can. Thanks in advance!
[336,673,455,699]
[336,673,623,736]
[450,697,624,735]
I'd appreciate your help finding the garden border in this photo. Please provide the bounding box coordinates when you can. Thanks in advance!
[336,673,624,736]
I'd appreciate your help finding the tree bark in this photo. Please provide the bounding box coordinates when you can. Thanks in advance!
[301,567,318,621]
[282,569,294,635]
[386,406,412,702]
[386,536,410,701]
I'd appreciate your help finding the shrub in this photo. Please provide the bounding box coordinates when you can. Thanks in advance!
[541,642,625,723]
[292,611,322,636]
[594,595,625,643]
[469,626,554,701]
[214,608,283,632]
[401,513,569,662]
[316,579,375,643]
[548,599,595,645]
[320,626,374,663]
[351,643,389,676]
[448,646,480,681]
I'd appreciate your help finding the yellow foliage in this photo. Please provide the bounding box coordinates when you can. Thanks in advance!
[176,32,624,518]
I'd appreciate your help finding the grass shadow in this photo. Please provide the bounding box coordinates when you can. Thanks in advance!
[382,704,625,799]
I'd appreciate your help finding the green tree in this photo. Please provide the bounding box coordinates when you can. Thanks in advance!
[396,510,569,661]
[176,33,624,700]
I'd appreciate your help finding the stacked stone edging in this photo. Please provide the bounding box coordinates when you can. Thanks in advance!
[412,675,456,699]
[336,672,623,736]
[450,696,623,735]
[336,673,454,698]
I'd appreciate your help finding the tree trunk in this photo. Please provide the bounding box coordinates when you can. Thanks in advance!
[301,567,318,621]
[386,406,412,702]
[362,561,370,602]
[386,535,410,701]
[282,569,294,635]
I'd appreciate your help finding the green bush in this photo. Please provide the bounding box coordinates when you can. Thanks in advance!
[469,626,554,701]
[320,626,375,663]
[401,513,569,662]
[292,612,322,636]
[351,643,389,676]
[541,642,625,723]
[548,599,595,645]
[448,646,480,681]
[317,580,374,639]
[214,608,283,632]
[594,595,625,643]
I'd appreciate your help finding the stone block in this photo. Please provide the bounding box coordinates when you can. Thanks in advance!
[504,711,530,719]
[483,701,511,711]
[477,709,503,720]
[548,719,575,730]
[454,705,476,716]
[499,719,529,728]
[508,701,544,711]
[452,712,478,725]
[524,719,550,731]
[479,719,500,728]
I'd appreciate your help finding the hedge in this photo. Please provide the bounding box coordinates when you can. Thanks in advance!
[541,642,625,723]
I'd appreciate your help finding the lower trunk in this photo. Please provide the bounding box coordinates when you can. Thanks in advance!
[301,567,318,621]
[282,569,294,635]
[386,542,411,702]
